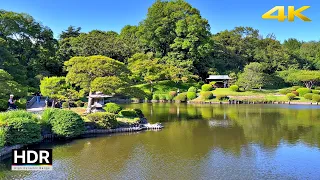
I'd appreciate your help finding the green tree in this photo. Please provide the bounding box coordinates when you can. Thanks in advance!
[278,69,320,89]
[64,55,130,113]
[59,26,81,39]
[40,77,68,108]
[237,62,266,90]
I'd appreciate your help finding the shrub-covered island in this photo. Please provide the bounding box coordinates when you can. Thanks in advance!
[0,103,149,152]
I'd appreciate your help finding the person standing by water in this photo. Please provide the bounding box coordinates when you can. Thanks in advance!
[8,94,17,109]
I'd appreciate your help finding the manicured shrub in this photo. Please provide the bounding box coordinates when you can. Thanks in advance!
[200,91,213,100]
[75,100,84,107]
[166,94,173,101]
[152,94,159,100]
[187,92,197,100]
[119,109,138,117]
[86,112,118,129]
[230,85,239,92]
[40,108,61,131]
[62,102,69,108]
[312,94,320,102]
[209,81,217,86]
[315,87,320,90]
[290,86,302,91]
[50,110,85,138]
[279,89,291,95]
[0,110,38,123]
[5,117,41,145]
[133,109,144,117]
[188,86,197,92]
[168,91,177,100]
[202,84,213,91]
[104,103,122,114]
[304,93,313,100]
[296,88,312,97]
[216,95,228,101]
[175,93,187,102]
[286,93,296,101]
[312,90,320,94]
[291,91,299,96]
[159,94,167,100]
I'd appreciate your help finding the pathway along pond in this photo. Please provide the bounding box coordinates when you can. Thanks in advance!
[1,104,320,179]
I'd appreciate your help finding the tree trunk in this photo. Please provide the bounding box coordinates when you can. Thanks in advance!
[51,99,55,108]
[86,91,93,114]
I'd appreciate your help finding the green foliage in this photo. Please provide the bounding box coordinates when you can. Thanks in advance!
[230,85,239,92]
[104,103,122,114]
[279,70,320,88]
[16,98,27,109]
[200,91,213,100]
[216,95,228,101]
[152,94,159,100]
[279,89,291,95]
[0,99,7,111]
[286,93,296,101]
[0,110,38,123]
[290,86,302,91]
[50,110,85,138]
[119,109,138,117]
[237,62,266,90]
[187,92,197,100]
[175,93,187,102]
[86,112,118,129]
[292,91,299,96]
[188,86,197,92]
[40,108,61,130]
[209,81,217,86]
[315,87,320,90]
[304,93,313,100]
[62,102,69,108]
[75,100,84,107]
[0,127,6,147]
[4,117,41,145]
[202,84,213,91]
[159,94,167,100]
[116,87,148,100]
[133,109,144,117]
[312,94,320,102]
[296,88,312,97]
[312,90,320,94]
[168,91,177,100]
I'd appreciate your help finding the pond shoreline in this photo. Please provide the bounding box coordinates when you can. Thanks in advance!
[0,125,162,161]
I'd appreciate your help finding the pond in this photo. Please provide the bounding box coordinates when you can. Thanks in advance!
[1,104,320,179]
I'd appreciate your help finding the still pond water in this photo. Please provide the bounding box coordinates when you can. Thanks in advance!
[1,104,320,179]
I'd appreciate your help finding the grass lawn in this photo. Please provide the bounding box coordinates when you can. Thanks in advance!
[134,80,200,94]
[213,88,278,96]
[116,116,140,124]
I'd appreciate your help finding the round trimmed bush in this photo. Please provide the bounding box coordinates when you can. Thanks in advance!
[5,117,41,145]
[169,91,177,97]
[175,93,187,102]
[304,93,313,100]
[200,91,213,100]
[188,86,197,92]
[152,94,159,100]
[279,89,291,95]
[166,94,173,101]
[290,86,302,91]
[209,81,217,86]
[104,103,122,114]
[86,112,118,129]
[0,127,6,147]
[50,110,85,138]
[216,95,228,101]
[119,109,138,117]
[230,85,239,92]
[62,102,69,108]
[312,90,320,94]
[187,92,197,100]
[201,84,213,91]
[286,93,296,101]
[312,94,320,102]
[296,88,312,97]
[291,91,299,96]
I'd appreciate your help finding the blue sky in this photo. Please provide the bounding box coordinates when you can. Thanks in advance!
[1,0,319,42]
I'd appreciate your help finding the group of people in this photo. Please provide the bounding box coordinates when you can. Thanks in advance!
[7,92,42,110]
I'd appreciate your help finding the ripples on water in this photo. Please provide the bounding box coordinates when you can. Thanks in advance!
[1,104,320,179]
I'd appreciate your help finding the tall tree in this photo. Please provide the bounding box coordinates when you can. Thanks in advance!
[64,55,130,113]
[237,62,266,90]
[278,69,320,89]
[59,26,81,39]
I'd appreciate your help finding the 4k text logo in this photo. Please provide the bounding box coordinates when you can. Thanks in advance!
[262,6,311,22]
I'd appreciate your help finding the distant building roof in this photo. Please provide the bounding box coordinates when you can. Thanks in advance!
[206,75,231,80]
